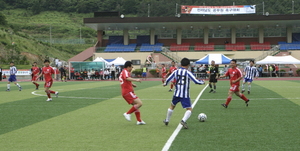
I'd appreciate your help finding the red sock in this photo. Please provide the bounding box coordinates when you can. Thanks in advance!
[135,110,141,122]
[225,97,232,106]
[239,94,248,101]
[46,91,51,98]
[170,84,173,89]
[127,105,138,114]
[49,90,55,94]
[162,80,165,83]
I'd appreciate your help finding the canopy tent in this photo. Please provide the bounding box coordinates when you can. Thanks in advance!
[256,55,300,65]
[93,57,108,64]
[107,57,127,66]
[195,54,232,64]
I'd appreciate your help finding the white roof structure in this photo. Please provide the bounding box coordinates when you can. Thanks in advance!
[93,57,108,64]
[256,55,300,64]
[107,57,127,66]
[195,54,232,64]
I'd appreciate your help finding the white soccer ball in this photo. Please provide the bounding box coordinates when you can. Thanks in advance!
[198,113,207,122]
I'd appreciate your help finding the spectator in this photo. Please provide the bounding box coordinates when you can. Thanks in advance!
[75,71,80,80]
[258,65,263,77]
[95,70,100,80]
[288,68,294,77]
[70,67,75,80]
[3,74,6,79]
[104,69,110,79]
[99,69,104,80]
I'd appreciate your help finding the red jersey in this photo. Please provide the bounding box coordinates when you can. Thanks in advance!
[275,66,279,71]
[225,67,243,86]
[42,66,55,82]
[119,69,133,95]
[31,67,40,75]
[162,67,167,76]
[169,66,177,74]
[71,68,75,73]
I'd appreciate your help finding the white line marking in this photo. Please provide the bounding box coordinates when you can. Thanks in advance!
[161,84,209,151]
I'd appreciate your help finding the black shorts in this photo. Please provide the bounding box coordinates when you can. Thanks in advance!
[209,77,217,83]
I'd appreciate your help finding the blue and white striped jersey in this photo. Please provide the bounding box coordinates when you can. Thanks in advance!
[10,66,18,75]
[164,67,205,98]
[243,66,258,79]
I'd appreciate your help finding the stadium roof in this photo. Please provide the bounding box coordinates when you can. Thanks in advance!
[84,14,300,31]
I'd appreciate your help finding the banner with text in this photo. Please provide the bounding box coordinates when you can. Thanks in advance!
[181,5,256,15]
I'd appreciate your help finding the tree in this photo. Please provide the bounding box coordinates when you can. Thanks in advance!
[0,12,7,25]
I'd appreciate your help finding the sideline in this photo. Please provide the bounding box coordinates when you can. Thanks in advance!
[161,84,209,151]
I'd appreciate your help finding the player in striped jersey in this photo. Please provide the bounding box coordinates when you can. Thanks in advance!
[6,62,22,91]
[241,60,259,94]
[163,58,205,129]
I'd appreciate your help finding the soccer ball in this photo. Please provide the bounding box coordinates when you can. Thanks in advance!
[198,113,207,122]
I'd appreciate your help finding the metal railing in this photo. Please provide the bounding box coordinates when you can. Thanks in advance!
[255,45,280,61]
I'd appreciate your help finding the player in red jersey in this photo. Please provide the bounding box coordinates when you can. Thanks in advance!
[31,62,40,90]
[167,61,177,92]
[161,64,167,84]
[218,59,249,108]
[120,61,146,125]
[36,60,59,101]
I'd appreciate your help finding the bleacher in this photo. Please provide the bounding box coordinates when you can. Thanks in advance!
[104,43,137,52]
[250,42,271,50]
[194,43,214,51]
[140,43,163,52]
[225,42,245,51]
[278,41,300,50]
[170,43,190,51]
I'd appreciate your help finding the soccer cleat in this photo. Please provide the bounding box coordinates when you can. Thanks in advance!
[245,99,250,107]
[136,121,146,125]
[123,113,131,121]
[163,119,169,126]
[168,89,172,92]
[241,90,245,93]
[19,87,22,91]
[36,84,40,90]
[221,103,228,108]
[180,120,188,129]
[55,91,59,97]
[248,91,250,94]
[46,98,52,101]
[213,90,216,93]
[6,89,10,91]
[209,89,214,93]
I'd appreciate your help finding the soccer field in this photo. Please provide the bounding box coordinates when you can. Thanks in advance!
[0,79,299,151]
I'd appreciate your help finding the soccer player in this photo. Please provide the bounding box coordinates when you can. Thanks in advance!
[208,60,219,93]
[6,62,22,91]
[142,65,147,80]
[161,64,167,84]
[31,62,40,90]
[167,61,177,92]
[218,59,250,108]
[120,61,146,125]
[241,60,259,94]
[36,60,59,101]
[163,58,205,129]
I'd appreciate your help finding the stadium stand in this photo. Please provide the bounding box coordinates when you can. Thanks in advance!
[278,41,300,50]
[194,42,215,51]
[170,43,190,51]
[140,43,163,52]
[104,43,137,52]
[225,42,245,51]
[250,42,271,50]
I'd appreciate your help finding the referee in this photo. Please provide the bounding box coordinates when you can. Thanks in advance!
[208,60,219,93]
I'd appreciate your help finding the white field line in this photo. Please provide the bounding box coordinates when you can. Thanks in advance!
[161,84,209,151]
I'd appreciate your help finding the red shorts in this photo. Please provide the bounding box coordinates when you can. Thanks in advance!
[44,80,53,88]
[229,84,240,92]
[162,74,167,79]
[171,79,176,84]
[122,92,138,104]
[32,76,38,81]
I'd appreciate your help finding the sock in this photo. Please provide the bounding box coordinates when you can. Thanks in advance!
[7,84,10,90]
[248,85,251,91]
[46,90,51,98]
[127,105,138,114]
[182,110,192,122]
[225,96,232,106]
[242,84,245,90]
[170,84,173,89]
[209,83,212,88]
[16,83,21,88]
[49,90,55,94]
[214,85,216,90]
[239,94,248,101]
[166,108,173,121]
[162,80,165,84]
[134,110,141,122]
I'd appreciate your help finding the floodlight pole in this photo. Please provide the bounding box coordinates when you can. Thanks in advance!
[176,3,178,16]
[148,4,150,17]
[233,2,235,16]
[203,3,205,16]
[262,1,265,15]
[292,1,294,14]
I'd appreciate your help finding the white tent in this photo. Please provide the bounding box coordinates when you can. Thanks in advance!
[93,57,108,63]
[256,55,300,64]
[107,57,127,66]
[195,54,232,64]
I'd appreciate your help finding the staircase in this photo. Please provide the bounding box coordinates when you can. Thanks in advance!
[255,45,280,61]
[160,47,182,63]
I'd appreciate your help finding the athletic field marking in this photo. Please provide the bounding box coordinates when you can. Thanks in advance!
[161,84,209,151]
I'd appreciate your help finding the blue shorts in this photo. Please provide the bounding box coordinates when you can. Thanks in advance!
[8,75,17,82]
[171,96,191,108]
[142,72,147,77]
[243,78,253,83]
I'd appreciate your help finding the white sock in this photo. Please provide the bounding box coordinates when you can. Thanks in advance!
[166,108,173,122]
[242,84,245,90]
[248,85,251,91]
[16,83,21,88]
[182,110,192,122]
[7,84,10,89]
